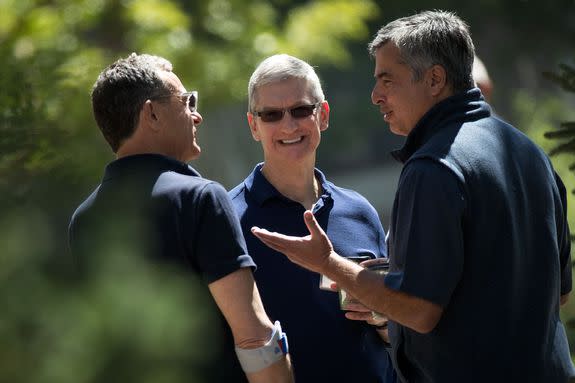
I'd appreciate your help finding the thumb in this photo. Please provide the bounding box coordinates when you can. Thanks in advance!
[303,210,325,237]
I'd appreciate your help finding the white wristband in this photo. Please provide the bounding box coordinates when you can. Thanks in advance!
[235,320,289,373]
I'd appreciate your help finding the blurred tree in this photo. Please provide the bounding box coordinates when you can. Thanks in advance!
[544,63,575,198]
[541,63,575,355]
[510,65,575,355]
[0,0,379,381]
[2,0,574,378]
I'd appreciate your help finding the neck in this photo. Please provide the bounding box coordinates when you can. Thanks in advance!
[116,138,175,161]
[261,160,320,210]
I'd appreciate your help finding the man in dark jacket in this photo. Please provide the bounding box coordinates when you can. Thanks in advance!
[251,10,574,383]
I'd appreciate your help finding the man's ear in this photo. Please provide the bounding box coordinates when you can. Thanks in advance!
[319,101,330,132]
[247,112,261,141]
[141,100,161,132]
[428,64,447,96]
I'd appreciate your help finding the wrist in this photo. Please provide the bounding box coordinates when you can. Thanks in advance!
[317,251,339,275]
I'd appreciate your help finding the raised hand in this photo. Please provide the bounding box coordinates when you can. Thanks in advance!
[251,210,334,273]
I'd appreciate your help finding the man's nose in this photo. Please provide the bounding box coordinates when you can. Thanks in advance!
[371,86,382,105]
[279,112,299,130]
[192,111,203,125]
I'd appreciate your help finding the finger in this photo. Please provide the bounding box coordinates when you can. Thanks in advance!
[251,226,295,245]
[343,302,373,313]
[303,210,326,238]
[251,227,291,253]
[360,257,389,267]
[251,226,293,241]
[344,311,374,322]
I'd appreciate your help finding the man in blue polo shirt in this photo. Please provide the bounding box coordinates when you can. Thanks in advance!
[68,53,293,383]
[251,11,575,383]
[229,54,396,382]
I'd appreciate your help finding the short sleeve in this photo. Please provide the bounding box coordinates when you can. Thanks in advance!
[190,182,256,284]
[388,159,465,306]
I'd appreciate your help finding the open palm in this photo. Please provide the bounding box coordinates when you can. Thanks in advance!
[251,210,334,273]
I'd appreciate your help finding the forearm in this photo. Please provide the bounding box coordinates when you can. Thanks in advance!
[209,269,273,346]
[245,356,293,383]
[208,269,294,382]
[322,253,443,333]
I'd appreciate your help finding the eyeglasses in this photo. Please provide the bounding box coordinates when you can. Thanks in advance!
[253,102,321,123]
[151,90,198,113]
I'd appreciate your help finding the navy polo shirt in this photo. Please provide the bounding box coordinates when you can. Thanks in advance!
[386,89,574,382]
[230,164,397,383]
[69,153,255,382]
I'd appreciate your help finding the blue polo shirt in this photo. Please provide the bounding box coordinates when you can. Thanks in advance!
[230,164,397,383]
[69,153,255,382]
[386,88,574,382]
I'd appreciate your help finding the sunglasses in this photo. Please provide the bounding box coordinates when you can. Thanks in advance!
[151,90,198,113]
[254,102,321,123]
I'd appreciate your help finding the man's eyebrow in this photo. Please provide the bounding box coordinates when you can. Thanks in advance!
[374,70,391,79]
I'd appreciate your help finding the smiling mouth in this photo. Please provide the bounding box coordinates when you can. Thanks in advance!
[280,136,303,144]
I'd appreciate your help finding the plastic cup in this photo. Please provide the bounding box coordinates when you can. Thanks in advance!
[366,261,389,321]
[337,256,371,309]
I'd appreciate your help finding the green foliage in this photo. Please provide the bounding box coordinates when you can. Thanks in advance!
[281,1,378,66]
[517,61,575,353]
[512,89,575,232]
[544,64,575,170]
[0,0,378,381]
[0,215,220,383]
[543,63,575,351]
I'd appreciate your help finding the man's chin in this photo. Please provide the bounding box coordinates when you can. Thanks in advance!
[185,147,202,162]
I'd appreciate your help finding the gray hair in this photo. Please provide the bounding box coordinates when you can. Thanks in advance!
[248,54,325,112]
[368,10,475,93]
[91,53,174,152]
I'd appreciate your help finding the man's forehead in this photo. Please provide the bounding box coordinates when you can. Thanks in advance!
[160,70,185,91]
[374,44,407,75]
[255,78,314,106]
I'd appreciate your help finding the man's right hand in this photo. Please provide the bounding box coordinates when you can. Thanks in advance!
[251,210,334,274]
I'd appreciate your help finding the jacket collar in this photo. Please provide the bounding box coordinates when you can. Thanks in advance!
[391,88,491,163]
[103,153,201,181]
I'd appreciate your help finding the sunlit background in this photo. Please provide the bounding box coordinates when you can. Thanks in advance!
[1,0,574,381]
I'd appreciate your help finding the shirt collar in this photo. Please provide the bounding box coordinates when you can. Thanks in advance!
[391,88,491,163]
[103,153,201,182]
[244,163,333,206]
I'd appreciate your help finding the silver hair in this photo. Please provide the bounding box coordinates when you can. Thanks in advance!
[247,54,325,112]
[368,10,475,93]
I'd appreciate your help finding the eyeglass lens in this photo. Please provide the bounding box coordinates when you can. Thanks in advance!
[186,92,198,113]
[257,104,318,123]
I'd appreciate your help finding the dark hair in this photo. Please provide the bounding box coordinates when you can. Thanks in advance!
[368,10,475,93]
[91,53,174,152]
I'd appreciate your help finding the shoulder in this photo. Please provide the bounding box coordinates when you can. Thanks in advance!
[69,186,101,224]
[328,181,373,207]
[156,171,228,198]
[398,159,466,214]
[400,159,465,200]
[325,180,381,220]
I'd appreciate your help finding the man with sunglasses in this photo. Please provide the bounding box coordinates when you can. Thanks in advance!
[68,53,293,383]
[229,54,397,382]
